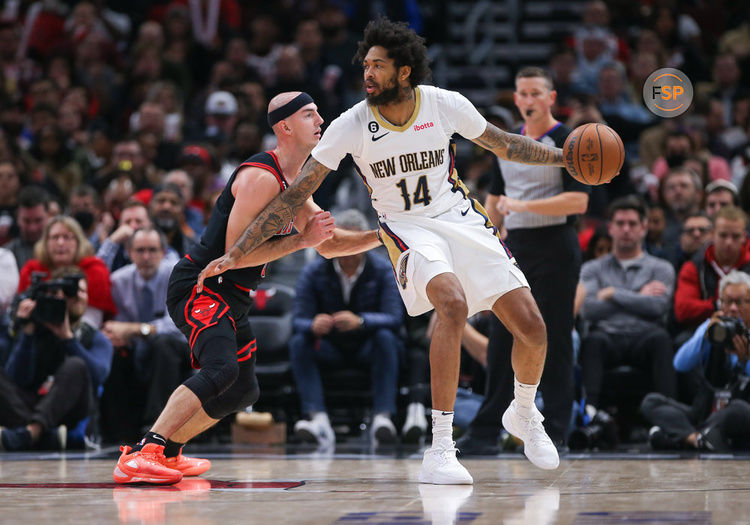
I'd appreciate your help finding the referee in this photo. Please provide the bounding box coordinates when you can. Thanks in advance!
[459,67,590,453]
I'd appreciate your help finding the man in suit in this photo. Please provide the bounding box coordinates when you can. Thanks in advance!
[103,227,190,429]
[289,209,404,447]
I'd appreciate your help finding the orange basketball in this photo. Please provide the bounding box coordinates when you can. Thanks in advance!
[562,123,624,185]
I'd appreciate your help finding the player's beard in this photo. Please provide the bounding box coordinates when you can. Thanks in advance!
[365,75,402,106]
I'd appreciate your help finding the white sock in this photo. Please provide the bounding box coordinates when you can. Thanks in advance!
[430,409,454,446]
[514,377,538,418]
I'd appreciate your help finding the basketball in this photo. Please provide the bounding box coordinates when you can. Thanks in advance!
[563,123,624,185]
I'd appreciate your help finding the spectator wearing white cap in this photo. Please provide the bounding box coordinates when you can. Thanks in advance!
[705,179,739,220]
[204,91,239,182]
[205,90,238,139]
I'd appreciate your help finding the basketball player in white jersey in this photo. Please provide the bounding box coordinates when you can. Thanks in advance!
[198,18,565,484]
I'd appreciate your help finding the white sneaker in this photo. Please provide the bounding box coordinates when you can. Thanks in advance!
[418,439,473,485]
[502,400,559,470]
[371,413,397,444]
[418,484,473,525]
[402,402,427,443]
[294,413,335,448]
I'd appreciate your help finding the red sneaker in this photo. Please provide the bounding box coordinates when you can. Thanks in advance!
[113,444,183,485]
[161,450,212,477]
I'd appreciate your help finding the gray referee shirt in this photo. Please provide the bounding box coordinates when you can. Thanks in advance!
[490,123,590,230]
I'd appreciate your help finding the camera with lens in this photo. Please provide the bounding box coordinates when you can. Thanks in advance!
[13,272,83,326]
[707,316,750,349]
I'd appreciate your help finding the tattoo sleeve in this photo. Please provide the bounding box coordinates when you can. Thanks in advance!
[472,122,564,166]
[230,157,331,258]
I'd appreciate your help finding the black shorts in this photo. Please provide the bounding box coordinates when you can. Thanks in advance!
[167,258,257,369]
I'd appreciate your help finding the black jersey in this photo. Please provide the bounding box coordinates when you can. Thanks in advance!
[185,150,295,291]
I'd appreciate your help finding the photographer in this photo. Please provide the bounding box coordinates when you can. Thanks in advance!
[0,268,113,451]
[641,270,750,451]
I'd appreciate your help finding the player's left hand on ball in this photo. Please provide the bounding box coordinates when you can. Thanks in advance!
[301,210,335,248]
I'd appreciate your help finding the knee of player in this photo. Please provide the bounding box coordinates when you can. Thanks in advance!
[205,359,241,395]
[519,312,547,348]
[433,296,469,328]
[237,380,260,408]
[220,360,241,388]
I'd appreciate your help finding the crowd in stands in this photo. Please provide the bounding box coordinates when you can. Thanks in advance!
[1,0,750,452]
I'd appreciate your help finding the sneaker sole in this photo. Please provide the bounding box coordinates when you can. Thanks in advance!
[179,467,211,477]
[113,466,182,485]
[173,462,211,477]
[502,409,559,470]
[417,470,473,485]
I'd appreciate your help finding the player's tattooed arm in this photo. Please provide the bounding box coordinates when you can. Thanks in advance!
[235,157,331,256]
[471,122,565,167]
[196,157,331,290]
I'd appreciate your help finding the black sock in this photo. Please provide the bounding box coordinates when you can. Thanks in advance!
[132,431,167,452]
[164,439,184,458]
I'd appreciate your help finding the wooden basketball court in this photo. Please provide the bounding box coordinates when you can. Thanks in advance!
[1,446,748,524]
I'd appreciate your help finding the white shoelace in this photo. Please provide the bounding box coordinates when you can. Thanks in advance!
[523,415,553,447]
[432,442,459,463]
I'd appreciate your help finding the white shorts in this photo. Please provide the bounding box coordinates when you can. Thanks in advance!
[379,198,529,317]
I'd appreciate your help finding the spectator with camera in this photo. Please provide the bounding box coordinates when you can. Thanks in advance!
[18,216,116,328]
[103,227,190,432]
[674,206,750,334]
[579,196,677,424]
[0,268,113,451]
[290,209,404,447]
[642,270,750,451]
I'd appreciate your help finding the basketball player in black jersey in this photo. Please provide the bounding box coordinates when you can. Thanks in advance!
[113,92,381,484]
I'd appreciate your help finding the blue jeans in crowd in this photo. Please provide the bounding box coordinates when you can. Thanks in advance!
[289,329,402,416]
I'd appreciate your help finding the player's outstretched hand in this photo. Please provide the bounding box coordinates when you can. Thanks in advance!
[300,210,335,248]
[196,253,239,292]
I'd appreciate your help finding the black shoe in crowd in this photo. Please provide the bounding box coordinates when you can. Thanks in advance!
[0,426,33,451]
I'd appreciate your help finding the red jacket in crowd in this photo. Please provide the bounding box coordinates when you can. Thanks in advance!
[674,239,750,326]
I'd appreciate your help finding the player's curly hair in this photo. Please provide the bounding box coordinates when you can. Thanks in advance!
[353,17,431,88]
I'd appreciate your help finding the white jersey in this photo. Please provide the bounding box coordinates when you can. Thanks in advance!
[311,85,487,219]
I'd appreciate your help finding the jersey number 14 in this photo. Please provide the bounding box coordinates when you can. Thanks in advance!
[396,175,432,211]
